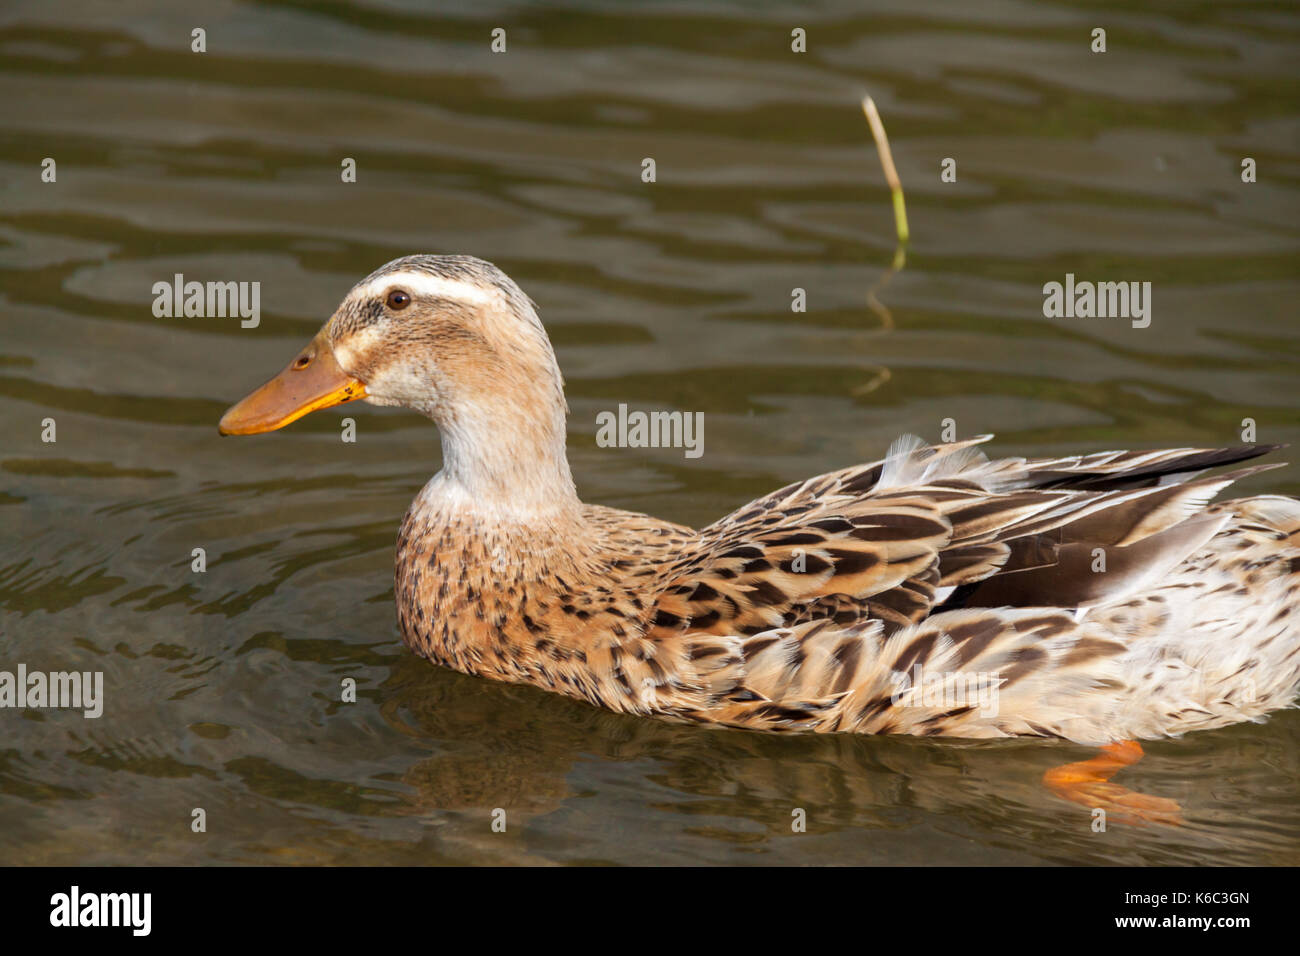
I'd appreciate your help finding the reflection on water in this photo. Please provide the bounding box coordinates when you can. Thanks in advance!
[1,0,1298,865]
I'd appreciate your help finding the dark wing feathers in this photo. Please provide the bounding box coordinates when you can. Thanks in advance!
[948,511,1231,610]
[988,442,1281,491]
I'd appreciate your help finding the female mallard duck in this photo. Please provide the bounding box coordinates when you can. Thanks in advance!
[221,254,1300,823]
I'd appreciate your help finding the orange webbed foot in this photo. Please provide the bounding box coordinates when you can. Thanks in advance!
[1044,740,1183,827]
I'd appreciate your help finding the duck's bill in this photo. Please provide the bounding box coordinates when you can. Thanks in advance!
[218,332,366,435]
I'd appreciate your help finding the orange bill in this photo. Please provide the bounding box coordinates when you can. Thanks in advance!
[219,330,366,435]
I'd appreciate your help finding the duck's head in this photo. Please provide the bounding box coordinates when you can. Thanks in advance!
[220,254,575,506]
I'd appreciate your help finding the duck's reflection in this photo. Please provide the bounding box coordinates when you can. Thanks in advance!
[377,653,1300,865]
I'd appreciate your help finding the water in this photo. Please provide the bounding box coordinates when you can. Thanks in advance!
[1,0,1298,865]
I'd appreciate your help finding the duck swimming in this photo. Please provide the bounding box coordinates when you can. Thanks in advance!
[220,254,1300,823]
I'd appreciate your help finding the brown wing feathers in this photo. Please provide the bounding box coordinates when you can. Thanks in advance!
[650,501,951,639]
[649,436,1284,641]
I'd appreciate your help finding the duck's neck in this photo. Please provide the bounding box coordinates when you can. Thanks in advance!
[432,392,581,521]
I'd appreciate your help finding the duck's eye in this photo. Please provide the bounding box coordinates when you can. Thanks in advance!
[386,289,411,310]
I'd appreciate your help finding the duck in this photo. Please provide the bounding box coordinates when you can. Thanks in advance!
[220,254,1300,824]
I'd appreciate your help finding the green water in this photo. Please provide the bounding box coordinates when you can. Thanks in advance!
[1,0,1298,865]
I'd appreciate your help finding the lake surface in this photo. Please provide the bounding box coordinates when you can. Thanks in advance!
[1,0,1298,866]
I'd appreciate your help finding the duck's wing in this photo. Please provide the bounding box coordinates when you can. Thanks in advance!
[647,436,1282,642]
[679,493,1300,742]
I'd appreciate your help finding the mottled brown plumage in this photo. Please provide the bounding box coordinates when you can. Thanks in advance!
[222,255,1300,755]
